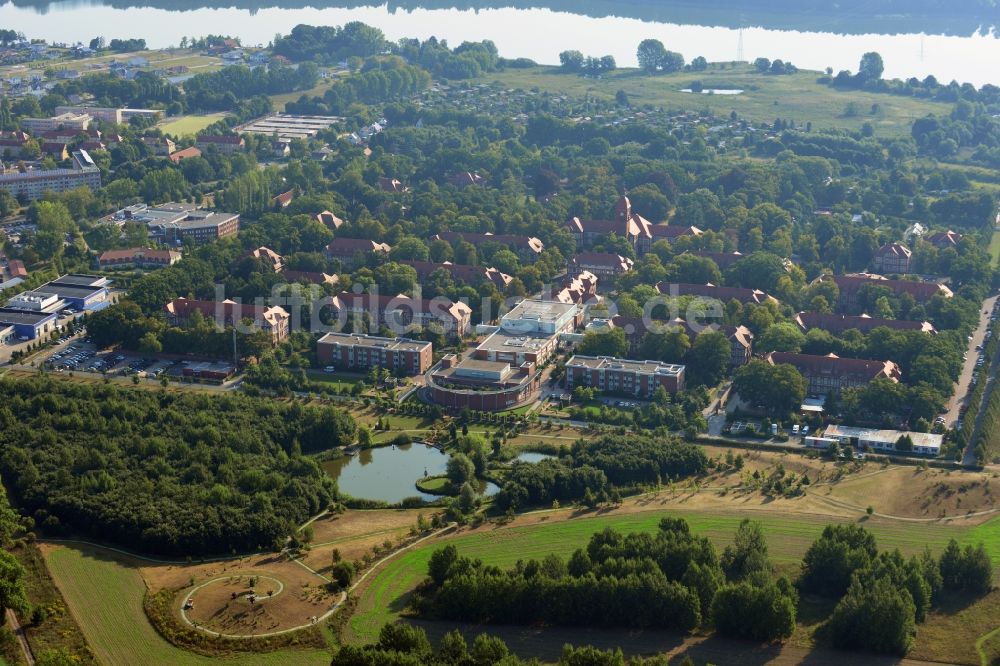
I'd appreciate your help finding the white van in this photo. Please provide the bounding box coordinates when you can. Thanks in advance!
[792,424,800,435]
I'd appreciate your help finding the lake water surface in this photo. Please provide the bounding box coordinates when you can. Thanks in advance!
[323,442,497,503]
[5,1,1000,85]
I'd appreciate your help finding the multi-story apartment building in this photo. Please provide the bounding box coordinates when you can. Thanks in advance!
[765,351,902,395]
[565,355,686,396]
[316,333,432,375]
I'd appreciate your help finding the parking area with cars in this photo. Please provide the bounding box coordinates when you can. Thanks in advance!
[45,342,175,378]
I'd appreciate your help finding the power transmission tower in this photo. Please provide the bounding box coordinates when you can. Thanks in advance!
[737,27,745,63]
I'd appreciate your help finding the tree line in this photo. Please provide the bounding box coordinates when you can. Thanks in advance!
[495,435,707,511]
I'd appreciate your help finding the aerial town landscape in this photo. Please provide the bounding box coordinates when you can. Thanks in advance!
[0,2,999,665]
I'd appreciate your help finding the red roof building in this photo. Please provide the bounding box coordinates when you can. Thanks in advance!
[400,260,512,290]
[328,291,472,339]
[568,252,633,282]
[433,232,544,262]
[827,274,952,311]
[324,238,391,269]
[98,247,181,269]
[795,311,936,335]
[926,230,962,249]
[873,243,912,274]
[168,146,202,164]
[565,195,655,255]
[316,210,344,230]
[164,297,290,345]
[765,351,902,394]
[656,282,778,306]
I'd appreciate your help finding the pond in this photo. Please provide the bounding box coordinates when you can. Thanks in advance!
[323,442,497,504]
[681,88,745,95]
[514,451,555,464]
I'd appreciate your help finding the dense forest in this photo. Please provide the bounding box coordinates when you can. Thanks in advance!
[0,378,357,555]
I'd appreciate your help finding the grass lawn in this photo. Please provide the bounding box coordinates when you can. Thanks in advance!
[474,65,951,137]
[349,509,1000,647]
[990,230,1000,267]
[158,113,227,137]
[42,545,332,666]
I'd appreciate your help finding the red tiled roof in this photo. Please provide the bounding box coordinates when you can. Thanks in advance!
[766,351,902,384]
[433,232,544,254]
[168,146,202,163]
[795,311,935,335]
[656,282,777,306]
[324,238,391,255]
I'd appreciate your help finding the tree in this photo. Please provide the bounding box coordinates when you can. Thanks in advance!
[754,57,771,73]
[446,453,475,487]
[828,577,916,655]
[331,560,355,588]
[428,545,458,586]
[799,524,877,597]
[637,39,667,73]
[559,50,585,72]
[858,52,885,82]
[0,550,28,618]
[577,328,628,358]
[684,331,730,387]
[733,360,806,415]
[721,519,770,581]
[712,581,796,642]
[756,322,806,353]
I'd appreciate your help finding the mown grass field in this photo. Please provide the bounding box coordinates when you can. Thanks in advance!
[158,113,227,137]
[349,509,1000,646]
[990,230,1000,267]
[42,546,332,666]
[475,65,951,136]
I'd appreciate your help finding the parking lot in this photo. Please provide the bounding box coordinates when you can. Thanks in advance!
[45,341,175,379]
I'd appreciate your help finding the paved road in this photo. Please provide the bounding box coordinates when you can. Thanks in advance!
[945,295,998,427]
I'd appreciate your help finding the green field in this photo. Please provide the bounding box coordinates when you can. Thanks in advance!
[474,65,951,137]
[158,113,227,137]
[990,230,1000,267]
[351,509,1000,645]
[43,546,331,666]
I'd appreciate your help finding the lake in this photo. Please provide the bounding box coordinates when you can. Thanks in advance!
[5,1,1000,85]
[323,442,497,504]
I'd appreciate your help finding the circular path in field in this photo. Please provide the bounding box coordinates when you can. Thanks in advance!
[181,571,332,636]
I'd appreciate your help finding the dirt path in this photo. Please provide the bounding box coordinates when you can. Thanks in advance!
[6,608,34,666]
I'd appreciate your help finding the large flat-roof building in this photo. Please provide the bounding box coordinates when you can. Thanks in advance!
[236,114,343,140]
[0,308,58,341]
[14,274,112,313]
[821,425,942,457]
[426,299,582,411]
[21,112,91,134]
[316,333,432,375]
[0,151,101,200]
[566,355,686,396]
[104,203,239,245]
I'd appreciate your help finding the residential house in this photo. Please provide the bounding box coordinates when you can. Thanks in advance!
[246,246,284,273]
[873,242,912,274]
[546,271,599,305]
[316,210,345,231]
[271,189,295,209]
[926,230,962,249]
[378,177,408,193]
